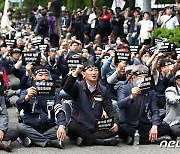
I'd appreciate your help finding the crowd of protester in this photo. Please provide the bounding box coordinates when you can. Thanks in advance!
[0,0,180,152]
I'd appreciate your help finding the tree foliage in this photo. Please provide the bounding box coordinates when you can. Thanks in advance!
[153,27,180,47]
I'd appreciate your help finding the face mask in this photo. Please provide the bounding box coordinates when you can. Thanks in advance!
[116,40,121,45]
[142,57,150,63]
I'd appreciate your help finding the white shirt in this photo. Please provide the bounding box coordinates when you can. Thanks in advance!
[88,13,97,29]
[160,15,179,29]
[138,19,153,32]
[87,83,96,93]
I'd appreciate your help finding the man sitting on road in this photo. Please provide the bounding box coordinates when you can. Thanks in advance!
[63,61,120,146]
[16,66,66,149]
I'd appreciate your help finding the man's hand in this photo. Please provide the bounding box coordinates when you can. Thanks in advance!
[101,110,108,118]
[109,123,118,133]
[26,63,33,75]
[25,87,37,101]
[110,52,115,60]
[72,64,84,77]
[57,126,66,141]
[149,125,158,142]
[0,130,4,141]
[130,87,141,99]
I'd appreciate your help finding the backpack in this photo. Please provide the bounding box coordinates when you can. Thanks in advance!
[38,17,49,35]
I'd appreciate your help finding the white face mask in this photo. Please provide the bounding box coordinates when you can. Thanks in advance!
[116,40,121,45]
[142,57,150,63]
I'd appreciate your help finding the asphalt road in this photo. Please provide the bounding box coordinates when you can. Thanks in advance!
[0,107,179,154]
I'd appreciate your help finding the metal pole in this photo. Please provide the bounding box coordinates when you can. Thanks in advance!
[143,0,151,13]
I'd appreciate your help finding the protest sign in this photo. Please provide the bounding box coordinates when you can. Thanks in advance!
[33,80,55,96]
[22,51,41,66]
[94,117,114,131]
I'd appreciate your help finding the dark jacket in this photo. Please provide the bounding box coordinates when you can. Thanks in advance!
[63,75,119,131]
[117,83,161,127]
[16,90,66,131]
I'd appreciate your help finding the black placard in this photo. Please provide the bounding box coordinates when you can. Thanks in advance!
[34,80,55,96]
[157,42,171,55]
[129,46,139,54]
[22,51,41,66]
[66,58,82,69]
[133,76,155,94]
[38,44,49,52]
[94,117,114,131]
[4,39,16,47]
[116,52,130,62]
[175,48,180,54]
[31,36,43,47]
[154,38,163,45]
[149,46,158,53]
[0,80,5,96]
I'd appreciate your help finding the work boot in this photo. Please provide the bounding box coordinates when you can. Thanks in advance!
[0,140,13,152]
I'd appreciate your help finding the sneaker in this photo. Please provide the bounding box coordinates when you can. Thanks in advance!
[76,137,83,146]
[22,137,31,147]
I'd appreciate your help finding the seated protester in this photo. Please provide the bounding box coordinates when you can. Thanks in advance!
[16,66,66,148]
[66,41,79,59]
[16,38,25,52]
[117,65,171,145]
[152,57,177,109]
[46,47,60,81]
[164,70,180,139]
[0,62,18,152]
[2,47,22,90]
[133,45,152,66]
[101,50,116,87]
[0,96,18,152]
[63,62,120,146]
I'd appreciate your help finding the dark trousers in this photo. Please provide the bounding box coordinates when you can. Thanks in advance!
[119,123,170,144]
[3,128,18,142]
[17,123,58,147]
[68,121,115,146]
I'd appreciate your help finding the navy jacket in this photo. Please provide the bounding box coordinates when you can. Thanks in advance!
[63,75,119,131]
[117,83,160,127]
[17,90,66,131]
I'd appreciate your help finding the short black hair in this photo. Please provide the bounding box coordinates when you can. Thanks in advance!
[7,8,13,13]
[143,11,150,16]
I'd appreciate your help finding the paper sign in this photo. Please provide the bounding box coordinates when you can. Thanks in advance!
[94,117,114,131]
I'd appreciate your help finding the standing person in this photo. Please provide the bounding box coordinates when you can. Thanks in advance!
[151,8,160,30]
[111,7,125,42]
[34,11,49,37]
[63,62,120,146]
[16,67,66,148]
[127,9,141,46]
[157,6,179,29]
[98,6,111,40]
[137,12,153,45]
[47,12,56,47]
